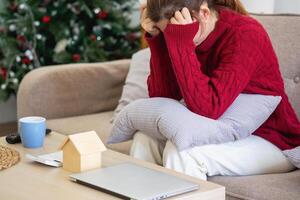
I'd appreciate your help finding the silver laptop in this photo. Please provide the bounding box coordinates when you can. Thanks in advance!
[69,162,199,200]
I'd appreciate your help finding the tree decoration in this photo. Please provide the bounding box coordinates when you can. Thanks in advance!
[41,15,51,23]
[97,10,109,20]
[89,34,97,41]
[0,26,6,33]
[16,35,26,43]
[9,2,18,12]
[0,0,140,101]
[72,54,81,62]
[0,67,7,80]
[21,57,31,65]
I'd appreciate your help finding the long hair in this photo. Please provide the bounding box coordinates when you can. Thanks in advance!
[147,0,248,22]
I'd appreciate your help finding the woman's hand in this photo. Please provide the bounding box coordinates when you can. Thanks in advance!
[169,7,202,46]
[170,7,196,25]
[141,5,160,37]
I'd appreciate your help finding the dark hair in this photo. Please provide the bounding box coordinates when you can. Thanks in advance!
[147,0,248,22]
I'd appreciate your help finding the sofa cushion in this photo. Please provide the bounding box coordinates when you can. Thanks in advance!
[112,48,151,122]
[46,111,132,154]
[253,14,300,119]
[18,60,130,120]
[208,170,300,200]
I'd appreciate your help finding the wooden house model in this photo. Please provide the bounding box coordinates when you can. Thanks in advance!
[60,131,107,172]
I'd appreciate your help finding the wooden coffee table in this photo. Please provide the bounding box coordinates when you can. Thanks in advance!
[0,132,225,200]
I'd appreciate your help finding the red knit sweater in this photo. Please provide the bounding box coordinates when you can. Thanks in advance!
[146,7,300,150]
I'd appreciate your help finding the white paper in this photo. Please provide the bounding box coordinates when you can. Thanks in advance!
[26,151,63,167]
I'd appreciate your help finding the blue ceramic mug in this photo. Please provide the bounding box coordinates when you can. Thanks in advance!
[19,116,46,148]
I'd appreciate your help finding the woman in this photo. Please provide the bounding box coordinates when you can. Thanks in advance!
[130,0,300,180]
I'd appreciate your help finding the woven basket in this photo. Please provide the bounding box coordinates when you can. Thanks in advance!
[0,145,20,170]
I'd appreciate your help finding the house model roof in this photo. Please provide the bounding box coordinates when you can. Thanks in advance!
[60,131,106,155]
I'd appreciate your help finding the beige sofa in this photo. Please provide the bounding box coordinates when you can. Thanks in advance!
[17,14,300,200]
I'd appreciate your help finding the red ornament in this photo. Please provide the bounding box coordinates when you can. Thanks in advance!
[16,35,26,43]
[97,11,109,19]
[0,26,6,33]
[89,35,97,41]
[0,67,7,80]
[22,57,31,65]
[42,16,51,23]
[9,2,18,12]
[18,43,27,51]
[72,54,81,62]
[73,4,81,14]
[126,33,138,42]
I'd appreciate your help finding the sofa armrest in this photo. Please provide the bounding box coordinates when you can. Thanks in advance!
[17,59,130,119]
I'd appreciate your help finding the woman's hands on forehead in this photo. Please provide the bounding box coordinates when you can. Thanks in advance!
[140,4,196,36]
[170,7,196,25]
[140,3,161,36]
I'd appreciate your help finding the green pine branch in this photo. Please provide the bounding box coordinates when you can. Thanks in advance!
[0,0,140,102]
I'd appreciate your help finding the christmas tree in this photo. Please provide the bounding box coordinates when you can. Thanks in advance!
[0,0,140,101]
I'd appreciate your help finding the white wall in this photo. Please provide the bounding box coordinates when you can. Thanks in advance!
[274,0,300,14]
[241,0,275,14]
[241,0,300,14]
[130,3,140,27]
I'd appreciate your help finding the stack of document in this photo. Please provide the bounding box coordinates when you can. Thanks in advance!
[26,151,62,167]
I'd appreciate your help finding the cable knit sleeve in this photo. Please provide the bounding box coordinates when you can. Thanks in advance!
[163,22,262,119]
[145,32,182,100]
